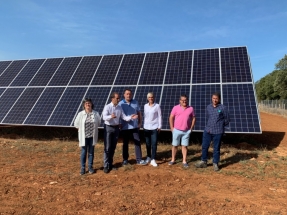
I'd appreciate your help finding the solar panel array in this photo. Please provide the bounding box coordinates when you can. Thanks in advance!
[0,46,261,133]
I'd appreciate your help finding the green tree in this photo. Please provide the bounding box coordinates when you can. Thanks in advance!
[256,54,287,101]
[275,54,287,71]
[273,70,287,99]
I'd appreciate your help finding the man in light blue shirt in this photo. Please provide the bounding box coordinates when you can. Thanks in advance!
[119,89,147,166]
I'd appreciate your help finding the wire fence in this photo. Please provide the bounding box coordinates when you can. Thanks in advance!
[258,100,287,117]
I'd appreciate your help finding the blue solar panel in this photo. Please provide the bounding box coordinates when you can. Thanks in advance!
[0,61,12,76]
[69,56,102,86]
[109,86,137,101]
[160,85,191,130]
[191,84,221,131]
[0,88,5,97]
[83,87,111,115]
[2,88,44,124]
[114,54,145,85]
[164,50,193,84]
[24,87,65,125]
[221,47,252,83]
[91,55,123,85]
[29,58,64,86]
[192,49,220,84]
[135,86,162,109]
[0,60,28,87]
[47,87,87,126]
[10,59,46,86]
[0,46,261,133]
[139,52,168,85]
[48,57,82,86]
[0,88,25,122]
[222,84,260,132]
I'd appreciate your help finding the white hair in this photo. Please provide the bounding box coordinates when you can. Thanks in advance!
[147,92,154,99]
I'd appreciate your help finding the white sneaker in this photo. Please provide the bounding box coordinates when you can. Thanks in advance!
[150,159,158,167]
[145,157,151,164]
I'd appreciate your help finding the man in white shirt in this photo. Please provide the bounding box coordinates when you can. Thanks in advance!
[102,92,137,173]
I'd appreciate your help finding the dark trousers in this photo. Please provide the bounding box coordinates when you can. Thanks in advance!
[144,129,158,160]
[121,128,142,163]
[80,137,94,168]
[104,124,120,169]
[201,130,223,164]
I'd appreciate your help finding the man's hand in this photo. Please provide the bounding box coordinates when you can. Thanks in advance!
[157,128,161,133]
[111,113,117,118]
[131,114,138,119]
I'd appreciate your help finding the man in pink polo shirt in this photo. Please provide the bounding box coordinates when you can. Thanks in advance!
[169,94,196,168]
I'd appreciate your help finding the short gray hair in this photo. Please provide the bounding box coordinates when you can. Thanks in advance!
[147,92,154,99]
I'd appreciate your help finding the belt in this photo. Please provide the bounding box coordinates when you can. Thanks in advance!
[106,124,119,127]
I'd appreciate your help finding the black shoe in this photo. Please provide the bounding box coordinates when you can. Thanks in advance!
[103,167,109,174]
[88,167,94,174]
[80,168,85,175]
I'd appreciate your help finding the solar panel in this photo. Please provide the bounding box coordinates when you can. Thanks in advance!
[29,58,64,86]
[0,61,12,76]
[135,86,162,109]
[164,50,193,84]
[191,84,221,131]
[222,84,260,132]
[47,87,87,126]
[2,88,44,124]
[0,88,6,97]
[114,54,145,85]
[69,56,102,86]
[0,88,25,122]
[10,59,46,86]
[139,52,168,84]
[91,55,123,85]
[192,49,220,83]
[48,57,82,86]
[221,47,252,83]
[160,85,191,130]
[24,87,66,125]
[0,46,261,133]
[0,60,28,87]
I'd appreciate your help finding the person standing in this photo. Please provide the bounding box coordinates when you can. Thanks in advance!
[195,92,230,171]
[102,92,138,173]
[119,89,147,166]
[169,94,196,168]
[143,92,162,167]
[74,98,101,175]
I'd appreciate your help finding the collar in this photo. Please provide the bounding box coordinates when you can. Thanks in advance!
[110,102,118,108]
[122,99,133,104]
[179,104,189,108]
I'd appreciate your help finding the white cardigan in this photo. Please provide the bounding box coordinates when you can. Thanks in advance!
[74,110,101,147]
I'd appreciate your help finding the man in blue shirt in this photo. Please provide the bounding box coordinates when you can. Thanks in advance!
[195,92,229,171]
[119,89,147,166]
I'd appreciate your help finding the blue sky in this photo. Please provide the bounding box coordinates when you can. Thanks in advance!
[0,0,286,82]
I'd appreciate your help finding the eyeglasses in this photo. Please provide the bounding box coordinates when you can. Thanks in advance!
[180,100,187,102]
[148,97,154,98]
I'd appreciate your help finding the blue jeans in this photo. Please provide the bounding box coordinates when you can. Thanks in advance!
[80,137,94,169]
[144,129,158,160]
[201,131,223,164]
[104,124,119,169]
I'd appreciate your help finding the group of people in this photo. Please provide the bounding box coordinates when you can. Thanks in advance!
[74,89,229,175]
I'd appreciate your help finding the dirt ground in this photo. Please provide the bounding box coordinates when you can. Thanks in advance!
[1,112,287,215]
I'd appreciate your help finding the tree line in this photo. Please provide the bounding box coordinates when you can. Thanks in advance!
[255,55,287,101]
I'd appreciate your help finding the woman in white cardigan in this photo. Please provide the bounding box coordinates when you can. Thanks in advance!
[74,98,101,175]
